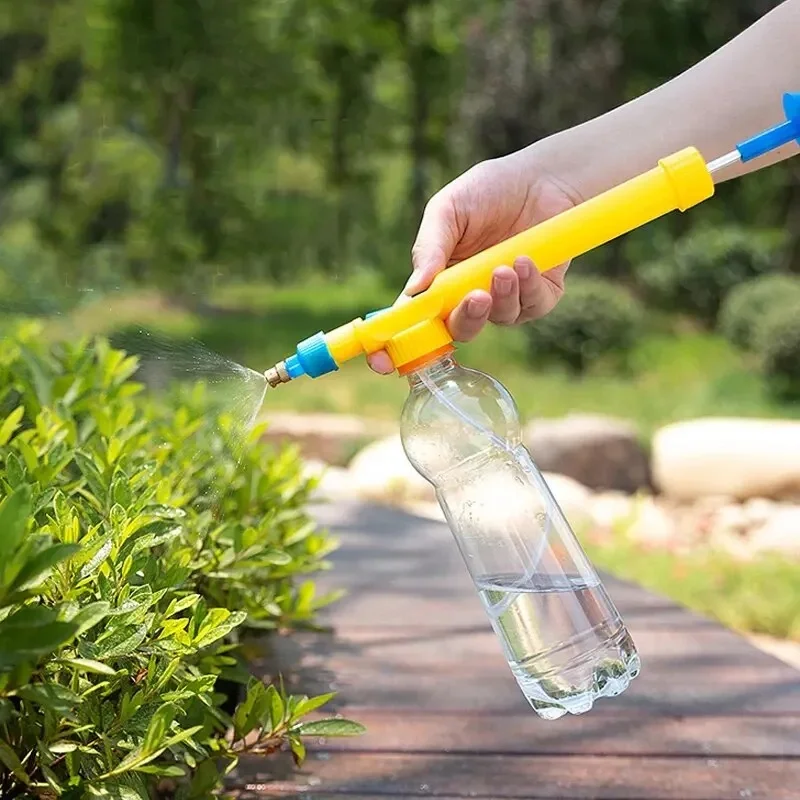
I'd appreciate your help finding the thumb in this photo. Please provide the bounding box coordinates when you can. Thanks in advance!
[405,194,459,297]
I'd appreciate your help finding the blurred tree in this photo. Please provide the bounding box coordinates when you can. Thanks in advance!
[0,0,795,302]
[460,0,624,158]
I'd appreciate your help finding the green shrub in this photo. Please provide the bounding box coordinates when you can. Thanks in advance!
[0,322,362,799]
[753,301,800,400]
[636,225,784,326]
[525,278,644,372]
[718,273,800,351]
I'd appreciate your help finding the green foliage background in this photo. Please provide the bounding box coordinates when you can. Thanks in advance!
[0,0,797,311]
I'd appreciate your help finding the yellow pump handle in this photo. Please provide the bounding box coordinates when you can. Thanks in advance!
[324,146,714,369]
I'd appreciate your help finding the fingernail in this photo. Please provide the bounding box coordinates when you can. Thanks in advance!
[515,259,532,280]
[493,275,513,296]
[466,295,491,319]
[404,272,424,296]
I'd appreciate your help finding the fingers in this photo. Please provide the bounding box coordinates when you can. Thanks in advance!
[368,286,494,370]
[517,260,567,323]
[446,290,492,342]
[367,349,395,375]
[488,266,521,325]
[368,255,567,373]
[406,193,459,296]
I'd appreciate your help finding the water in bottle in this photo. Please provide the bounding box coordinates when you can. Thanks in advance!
[396,321,640,720]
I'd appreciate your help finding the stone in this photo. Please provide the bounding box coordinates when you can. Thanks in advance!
[652,418,800,501]
[747,505,800,559]
[627,497,678,549]
[302,459,354,502]
[262,413,390,466]
[591,491,636,530]
[713,504,749,536]
[692,495,737,514]
[541,472,594,532]
[348,435,435,504]
[743,498,778,527]
[524,414,650,494]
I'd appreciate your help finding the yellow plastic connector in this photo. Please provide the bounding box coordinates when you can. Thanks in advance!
[324,146,714,371]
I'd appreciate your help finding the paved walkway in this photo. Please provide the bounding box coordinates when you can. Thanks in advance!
[235,500,800,799]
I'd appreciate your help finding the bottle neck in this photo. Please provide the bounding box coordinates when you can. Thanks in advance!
[406,353,458,388]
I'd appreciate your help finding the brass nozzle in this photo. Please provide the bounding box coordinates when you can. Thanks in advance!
[264,361,292,388]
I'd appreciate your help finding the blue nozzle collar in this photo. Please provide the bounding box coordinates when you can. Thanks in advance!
[736,92,800,163]
[285,332,338,379]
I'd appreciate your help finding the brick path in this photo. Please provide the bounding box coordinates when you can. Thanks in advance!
[235,501,800,799]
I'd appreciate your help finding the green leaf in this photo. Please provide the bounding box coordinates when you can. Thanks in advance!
[8,542,79,594]
[88,774,151,800]
[289,734,306,766]
[112,477,133,508]
[14,437,38,472]
[5,453,25,488]
[0,406,25,447]
[59,657,117,676]
[0,606,79,668]
[296,580,316,612]
[74,451,107,500]
[143,702,177,755]
[267,685,285,730]
[17,682,81,714]
[0,739,32,784]
[258,549,293,566]
[233,680,269,741]
[133,764,186,777]
[95,623,148,659]
[77,534,113,580]
[296,719,366,737]
[164,593,201,618]
[121,526,182,561]
[292,691,336,719]
[0,699,13,726]
[108,725,203,776]
[0,485,32,565]
[192,608,246,649]
[69,602,111,637]
[186,758,222,797]
[49,741,79,754]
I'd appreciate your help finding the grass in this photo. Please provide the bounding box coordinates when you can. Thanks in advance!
[585,532,800,642]
[39,272,800,435]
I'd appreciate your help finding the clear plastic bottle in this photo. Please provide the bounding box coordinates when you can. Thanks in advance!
[399,348,641,720]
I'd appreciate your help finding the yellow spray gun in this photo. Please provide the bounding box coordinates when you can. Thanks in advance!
[264,93,800,388]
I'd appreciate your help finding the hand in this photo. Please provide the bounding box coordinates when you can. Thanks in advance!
[368,149,582,374]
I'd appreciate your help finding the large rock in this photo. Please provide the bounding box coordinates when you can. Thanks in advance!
[626,496,678,549]
[590,491,636,530]
[262,413,390,466]
[348,435,435,504]
[652,418,800,501]
[524,414,650,493]
[541,472,594,532]
[747,505,800,559]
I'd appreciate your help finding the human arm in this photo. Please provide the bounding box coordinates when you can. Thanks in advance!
[369,0,800,373]
[539,0,800,200]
